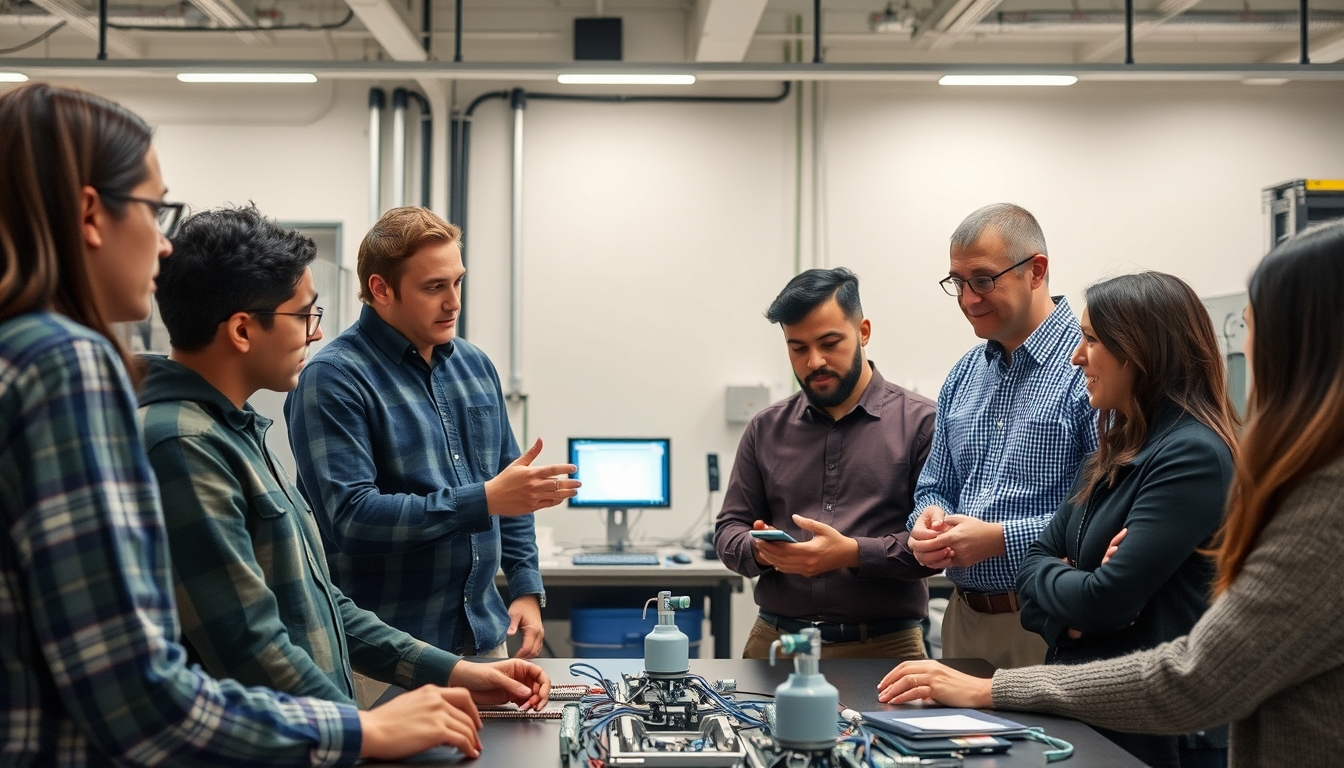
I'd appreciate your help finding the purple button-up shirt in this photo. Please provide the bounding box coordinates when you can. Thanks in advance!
[715,365,938,623]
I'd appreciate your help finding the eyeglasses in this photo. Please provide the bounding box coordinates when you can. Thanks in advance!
[96,190,186,238]
[248,306,324,338]
[939,254,1039,297]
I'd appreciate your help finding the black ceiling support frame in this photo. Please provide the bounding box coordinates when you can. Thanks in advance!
[1124,0,1134,64]
[813,0,823,64]
[453,0,463,63]
[97,0,108,59]
[1300,0,1311,64]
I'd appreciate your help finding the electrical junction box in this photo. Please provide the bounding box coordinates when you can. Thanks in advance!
[725,385,771,425]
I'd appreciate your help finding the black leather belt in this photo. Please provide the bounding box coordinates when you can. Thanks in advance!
[758,610,920,644]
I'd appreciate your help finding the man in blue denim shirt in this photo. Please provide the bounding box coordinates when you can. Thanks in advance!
[286,208,579,660]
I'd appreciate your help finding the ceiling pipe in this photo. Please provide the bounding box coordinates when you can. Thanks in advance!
[390,86,408,209]
[508,86,526,398]
[1125,0,1134,62]
[97,0,108,58]
[812,0,822,62]
[368,87,384,226]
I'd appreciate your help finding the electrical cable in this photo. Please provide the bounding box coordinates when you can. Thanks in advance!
[0,20,65,54]
[108,8,354,32]
[1025,727,1075,762]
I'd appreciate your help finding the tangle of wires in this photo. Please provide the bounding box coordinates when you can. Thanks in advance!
[567,663,777,764]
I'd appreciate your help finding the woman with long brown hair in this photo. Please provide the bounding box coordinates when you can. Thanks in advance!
[1014,271,1237,768]
[876,221,1344,767]
[0,83,482,766]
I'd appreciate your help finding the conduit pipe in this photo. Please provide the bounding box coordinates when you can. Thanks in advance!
[391,87,408,209]
[508,87,526,397]
[407,91,433,207]
[368,87,384,225]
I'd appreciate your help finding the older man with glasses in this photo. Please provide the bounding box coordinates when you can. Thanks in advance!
[907,203,1097,669]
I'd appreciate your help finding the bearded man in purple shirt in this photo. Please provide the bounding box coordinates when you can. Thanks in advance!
[715,268,939,659]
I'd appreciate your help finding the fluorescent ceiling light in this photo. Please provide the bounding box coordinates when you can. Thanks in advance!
[0,73,30,83]
[1242,78,1289,86]
[939,75,1078,87]
[177,73,317,83]
[557,74,696,86]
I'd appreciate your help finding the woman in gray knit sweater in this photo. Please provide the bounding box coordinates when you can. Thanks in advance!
[877,221,1344,768]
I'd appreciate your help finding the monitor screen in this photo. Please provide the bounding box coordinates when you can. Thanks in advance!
[568,438,671,508]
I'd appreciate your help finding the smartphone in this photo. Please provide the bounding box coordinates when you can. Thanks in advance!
[749,529,798,543]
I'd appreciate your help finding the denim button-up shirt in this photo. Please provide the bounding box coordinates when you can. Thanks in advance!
[286,305,542,652]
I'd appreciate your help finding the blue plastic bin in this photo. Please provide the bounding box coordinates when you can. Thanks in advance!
[570,607,703,659]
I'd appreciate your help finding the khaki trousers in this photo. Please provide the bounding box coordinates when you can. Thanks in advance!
[742,617,927,661]
[940,588,1048,669]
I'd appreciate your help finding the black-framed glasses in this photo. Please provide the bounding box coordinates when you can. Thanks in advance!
[248,307,324,338]
[96,190,186,238]
[939,254,1039,297]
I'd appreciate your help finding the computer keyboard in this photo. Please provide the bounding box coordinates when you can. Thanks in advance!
[572,552,661,566]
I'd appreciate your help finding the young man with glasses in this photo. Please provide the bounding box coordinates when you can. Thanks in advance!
[137,206,549,717]
[907,203,1097,669]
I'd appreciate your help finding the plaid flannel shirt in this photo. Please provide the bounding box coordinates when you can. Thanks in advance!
[910,297,1098,594]
[137,355,461,706]
[0,312,360,767]
[285,305,542,652]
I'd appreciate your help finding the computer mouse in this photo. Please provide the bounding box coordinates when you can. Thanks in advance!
[668,552,693,564]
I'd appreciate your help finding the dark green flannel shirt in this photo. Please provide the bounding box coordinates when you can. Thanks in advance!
[137,355,460,705]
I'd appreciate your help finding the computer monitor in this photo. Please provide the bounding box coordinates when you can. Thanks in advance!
[568,438,670,551]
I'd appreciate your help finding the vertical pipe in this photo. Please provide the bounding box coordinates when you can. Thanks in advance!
[1300,0,1310,64]
[812,0,822,63]
[409,93,432,208]
[1124,0,1134,64]
[458,115,472,337]
[454,0,463,62]
[391,88,408,210]
[97,0,108,59]
[368,88,385,225]
[509,88,526,395]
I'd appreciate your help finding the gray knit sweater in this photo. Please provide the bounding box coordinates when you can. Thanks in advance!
[993,454,1344,768]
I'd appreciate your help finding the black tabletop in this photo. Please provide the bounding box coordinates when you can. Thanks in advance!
[368,657,1147,767]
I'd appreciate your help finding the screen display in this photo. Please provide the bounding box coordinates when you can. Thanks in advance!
[568,438,671,508]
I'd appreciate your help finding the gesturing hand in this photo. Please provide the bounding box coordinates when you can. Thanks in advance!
[751,515,859,578]
[358,685,482,761]
[484,438,581,517]
[448,658,551,711]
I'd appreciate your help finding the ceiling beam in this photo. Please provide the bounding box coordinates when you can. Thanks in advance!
[27,0,141,58]
[1080,0,1204,62]
[186,0,271,45]
[926,0,1009,50]
[1265,28,1344,63]
[688,0,768,62]
[344,0,426,61]
[912,0,978,49]
[8,59,1344,82]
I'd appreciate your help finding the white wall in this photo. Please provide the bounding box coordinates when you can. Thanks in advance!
[69,73,1344,649]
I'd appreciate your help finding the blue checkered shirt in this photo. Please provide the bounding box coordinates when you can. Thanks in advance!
[285,305,542,653]
[0,312,360,768]
[909,298,1098,594]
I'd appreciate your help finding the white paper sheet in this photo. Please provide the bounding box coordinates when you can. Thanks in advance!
[886,714,1012,732]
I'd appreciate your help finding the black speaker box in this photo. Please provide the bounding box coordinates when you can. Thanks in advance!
[574,17,622,61]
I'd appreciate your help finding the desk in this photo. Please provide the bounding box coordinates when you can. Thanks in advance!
[496,548,746,658]
[370,658,1147,768]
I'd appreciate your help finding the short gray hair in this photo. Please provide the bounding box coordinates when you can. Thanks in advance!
[950,203,1048,264]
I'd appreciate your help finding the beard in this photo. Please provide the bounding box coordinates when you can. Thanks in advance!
[799,344,865,410]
